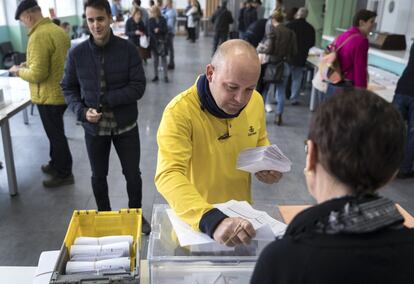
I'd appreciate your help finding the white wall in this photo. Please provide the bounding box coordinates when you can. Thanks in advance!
[378,0,414,48]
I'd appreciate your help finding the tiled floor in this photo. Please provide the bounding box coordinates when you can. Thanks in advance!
[0,36,413,266]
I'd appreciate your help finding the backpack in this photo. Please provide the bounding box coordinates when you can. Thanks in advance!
[319,34,357,84]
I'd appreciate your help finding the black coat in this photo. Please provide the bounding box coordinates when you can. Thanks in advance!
[251,196,414,284]
[396,42,414,97]
[286,18,315,66]
[61,32,146,135]
[211,7,233,34]
[148,16,168,49]
[243,7,257,31]
[125,17,147,47]
[245,18,267,48]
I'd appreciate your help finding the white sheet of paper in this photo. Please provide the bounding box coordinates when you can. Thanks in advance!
[74,235,133,246]
[166,209,215,247]
[237,144,292,173]
[70,242,130,261]
[167,201,287,247]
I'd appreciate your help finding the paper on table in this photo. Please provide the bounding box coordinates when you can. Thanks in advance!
[33,250,60,284]
[167,200,286,247]
[74,235,133,246]
[237,144,292,173]
[65,257,130,274]
[70,241,130,261]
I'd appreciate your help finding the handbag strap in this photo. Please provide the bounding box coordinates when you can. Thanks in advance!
[333,34,359,52]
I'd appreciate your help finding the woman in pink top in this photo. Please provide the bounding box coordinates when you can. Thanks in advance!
[326,10,377,97]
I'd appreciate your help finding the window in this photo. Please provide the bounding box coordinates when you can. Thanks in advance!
[37,0,54,17]
[0,0,6,25]
[55,1,76,17]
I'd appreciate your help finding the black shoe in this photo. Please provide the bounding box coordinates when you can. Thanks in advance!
[168,64,175,70]
[274,114,283,126]
[164,77,169,83]
[41,164,57,176]
[43,174,74,188]
[291,101,300,106]
[151,76,159,82]
[142,216,151,235]
[396,171,414,179]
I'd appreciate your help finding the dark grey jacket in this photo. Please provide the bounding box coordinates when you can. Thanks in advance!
[61,31,146,135]
[257,24,297,63]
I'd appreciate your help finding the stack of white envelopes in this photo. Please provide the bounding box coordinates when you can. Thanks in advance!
[237,144,292,173]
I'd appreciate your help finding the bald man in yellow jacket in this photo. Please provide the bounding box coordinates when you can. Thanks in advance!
[155,40,282,246]
[10,2,73,188]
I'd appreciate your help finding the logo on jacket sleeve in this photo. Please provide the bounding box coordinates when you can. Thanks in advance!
[248,126,257,136]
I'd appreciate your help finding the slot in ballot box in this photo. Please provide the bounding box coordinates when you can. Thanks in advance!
[147,204,283,284]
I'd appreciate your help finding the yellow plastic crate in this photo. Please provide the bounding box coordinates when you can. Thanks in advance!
[50,209,142,283]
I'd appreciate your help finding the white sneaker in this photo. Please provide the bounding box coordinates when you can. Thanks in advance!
[265,104,274,113]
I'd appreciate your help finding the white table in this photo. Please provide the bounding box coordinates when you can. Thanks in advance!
[0,266,37,284]
[0,77,31,196]
[307,54,398,111]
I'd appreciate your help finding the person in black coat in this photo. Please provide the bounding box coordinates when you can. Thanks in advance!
[148,5,168,82]
[125,8,150,61]
[211,0,234,53]
[285,7,315,105]
[243,0,257,32]
[251,89,414,284]
[244,18,267,48]
[393,42,414,179]
[61,0,151,235]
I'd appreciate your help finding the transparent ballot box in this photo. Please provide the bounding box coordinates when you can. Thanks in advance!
[147,204,283,284]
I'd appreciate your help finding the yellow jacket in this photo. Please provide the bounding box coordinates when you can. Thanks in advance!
[19,18,69,105]
[155,79,269,231]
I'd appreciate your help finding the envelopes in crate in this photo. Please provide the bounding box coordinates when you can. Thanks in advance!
[50,209,142,284]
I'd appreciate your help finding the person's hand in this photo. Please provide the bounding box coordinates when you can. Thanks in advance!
[9,65,20,76]
[213,217,256,247]
[86,108,102,123]
[19,62,27,68]
[255,170,282,184]
[154,28,159,33]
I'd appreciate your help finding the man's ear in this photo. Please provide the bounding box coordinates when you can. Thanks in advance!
[206,64,214,82]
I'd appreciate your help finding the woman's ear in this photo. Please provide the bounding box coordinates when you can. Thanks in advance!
[305,140,317,173]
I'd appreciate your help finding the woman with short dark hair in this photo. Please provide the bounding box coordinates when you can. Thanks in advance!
[251,89,414,284]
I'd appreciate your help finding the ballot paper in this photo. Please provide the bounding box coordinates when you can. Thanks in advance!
[74,235,133,246]
[70,241,130,261]
[65,257,130,274]
[236,144,292,173]
[215,200,287,236]
[33,250,60,284]
[166,200,287,247]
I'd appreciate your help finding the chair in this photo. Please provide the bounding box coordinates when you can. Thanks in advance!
[0,42,26,69]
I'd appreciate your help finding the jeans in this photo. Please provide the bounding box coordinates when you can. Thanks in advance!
[37,104,72,177]
[286,64,305,103]
[326,80,354,98]
[85,126,143,211]
[152,50,168,78]
[263,63,290,115]
[166,33,175,66]
[393,93,414,173]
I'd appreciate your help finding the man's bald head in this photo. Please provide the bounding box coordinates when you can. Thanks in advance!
[206,40,261,115]
[211,39,260,76]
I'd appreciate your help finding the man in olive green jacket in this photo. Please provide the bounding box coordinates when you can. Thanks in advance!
[10,0,73,187]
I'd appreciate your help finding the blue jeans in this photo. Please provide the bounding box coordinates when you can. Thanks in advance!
[287,64,304,103]
[85,126,143,211]
[264,63,289,115]
[326,80,353,98]
[393,94,414,173]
